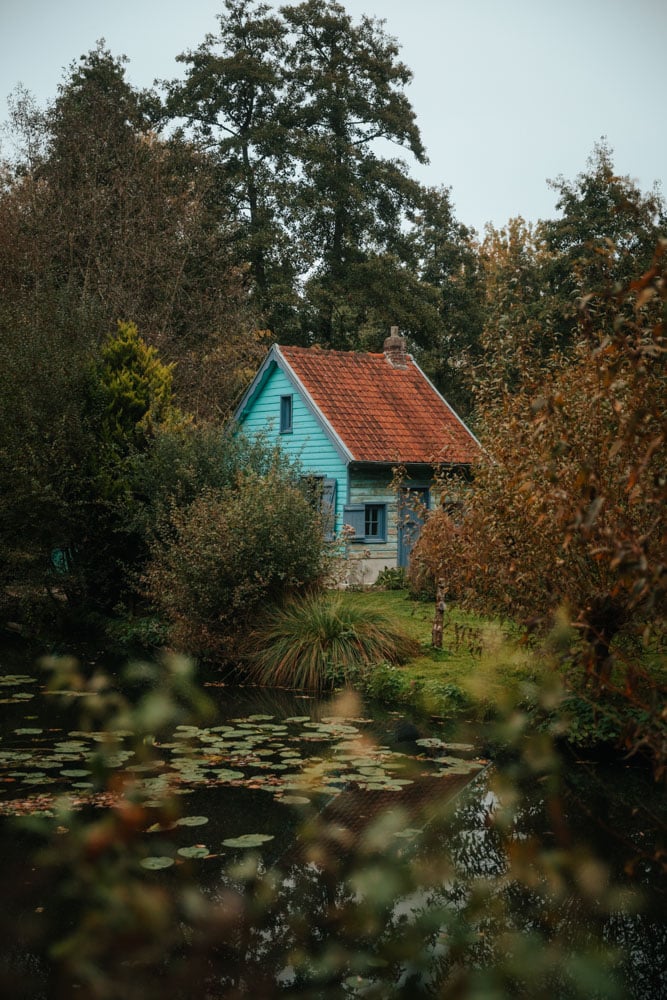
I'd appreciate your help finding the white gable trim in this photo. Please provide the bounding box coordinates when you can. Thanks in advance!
[274,346,355,464]
[234,344,355,465]
[234,345,279,422]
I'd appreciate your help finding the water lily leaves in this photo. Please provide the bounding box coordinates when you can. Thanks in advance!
[14,728,43,736]
[222,833,274,848]
[415,738,447,750]
[434,762,481,777]
[146,821,175,833]
[177,845,210,859]
[437,756,479,770]
[61,769,91,777]
[140,856,174,870]
[175,815,209,827]
[279,795,310,806]
[212,769,244,781]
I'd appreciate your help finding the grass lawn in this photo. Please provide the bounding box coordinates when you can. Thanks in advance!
[337,590,541,720]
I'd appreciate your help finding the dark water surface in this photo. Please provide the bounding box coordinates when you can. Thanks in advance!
[0,643,665,998]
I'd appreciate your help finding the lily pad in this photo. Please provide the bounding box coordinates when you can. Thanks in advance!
[14,728,43,735]
[213,769,245,781]
[177,845,210,859]
[279,795,310,806]
[222,833,274,849]
[175,815,209,827]
[140,856,175,870]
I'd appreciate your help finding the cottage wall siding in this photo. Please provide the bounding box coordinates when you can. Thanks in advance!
[238,364,348,533]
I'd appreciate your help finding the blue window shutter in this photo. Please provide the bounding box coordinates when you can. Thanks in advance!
[343,503,365,539]
[322,479,337,540]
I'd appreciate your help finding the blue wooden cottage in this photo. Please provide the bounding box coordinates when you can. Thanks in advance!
[234,330,480,584]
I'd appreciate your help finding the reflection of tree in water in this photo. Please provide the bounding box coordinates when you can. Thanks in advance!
[198,763,665,999]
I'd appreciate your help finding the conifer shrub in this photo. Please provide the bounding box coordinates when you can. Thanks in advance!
[244,592,420,690]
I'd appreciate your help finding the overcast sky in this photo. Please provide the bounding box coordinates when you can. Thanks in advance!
[1,0,665,234]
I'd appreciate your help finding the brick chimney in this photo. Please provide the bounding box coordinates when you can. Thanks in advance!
[383,325,407,368]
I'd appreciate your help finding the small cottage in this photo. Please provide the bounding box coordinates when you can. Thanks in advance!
[234,329,480,584]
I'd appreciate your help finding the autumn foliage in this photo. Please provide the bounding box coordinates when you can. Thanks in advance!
[412,242,666,764]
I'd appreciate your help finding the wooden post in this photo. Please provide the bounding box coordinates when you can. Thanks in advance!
[432,578,447,648]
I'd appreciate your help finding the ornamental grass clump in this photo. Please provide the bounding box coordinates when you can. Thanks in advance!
[245,592,420,691]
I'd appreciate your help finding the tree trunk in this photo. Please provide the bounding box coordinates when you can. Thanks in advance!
[432,579,447,648]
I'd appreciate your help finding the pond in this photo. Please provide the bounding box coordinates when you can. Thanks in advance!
[0,643,665,999]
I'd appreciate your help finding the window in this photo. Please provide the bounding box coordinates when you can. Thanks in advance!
[301,476,337,540]
[279,394,293,433]
[343,503,387,543]
[364,504,385,539]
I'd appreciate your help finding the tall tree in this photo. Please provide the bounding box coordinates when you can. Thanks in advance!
[406,185,485,416]
[474,144,666,407]
[165,0,428,347]
[541,138,666,348]
[1,43,263,418]
[165,0,299,334]
[281,0,426,344]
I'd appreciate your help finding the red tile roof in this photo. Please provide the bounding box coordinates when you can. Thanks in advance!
[278,345,479,465]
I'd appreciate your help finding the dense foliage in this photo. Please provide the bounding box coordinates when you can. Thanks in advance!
[412,243,666,769]
[143,466,329,658]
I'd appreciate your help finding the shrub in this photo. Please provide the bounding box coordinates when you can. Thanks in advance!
[374,566,408,590]
[143,467,328,659]
[245,592,420,690]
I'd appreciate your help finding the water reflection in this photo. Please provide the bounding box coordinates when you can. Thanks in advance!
[0,656,665,998]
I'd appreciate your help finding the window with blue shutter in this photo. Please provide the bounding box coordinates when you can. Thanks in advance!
[343,503,386,542]
[301,476,337,540]
[280,394,293,433]
[321,478,337,540]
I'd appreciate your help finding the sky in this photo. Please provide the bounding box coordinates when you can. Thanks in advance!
[1,0,665,234]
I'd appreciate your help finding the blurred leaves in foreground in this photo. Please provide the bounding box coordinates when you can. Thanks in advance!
[0,653,664,999]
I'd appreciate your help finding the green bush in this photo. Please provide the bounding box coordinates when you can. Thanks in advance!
[245,592,420,690]
[374,566,408,590]
[144,467,328,659]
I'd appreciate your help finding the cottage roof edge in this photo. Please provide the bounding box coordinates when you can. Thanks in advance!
[274,345,355,464]
[406,354,483,452]
[234,344,354,465]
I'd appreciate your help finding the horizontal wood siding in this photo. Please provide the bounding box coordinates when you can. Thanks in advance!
[239,364,348,534]
[347,468,397,564]
[347,468,438,567]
